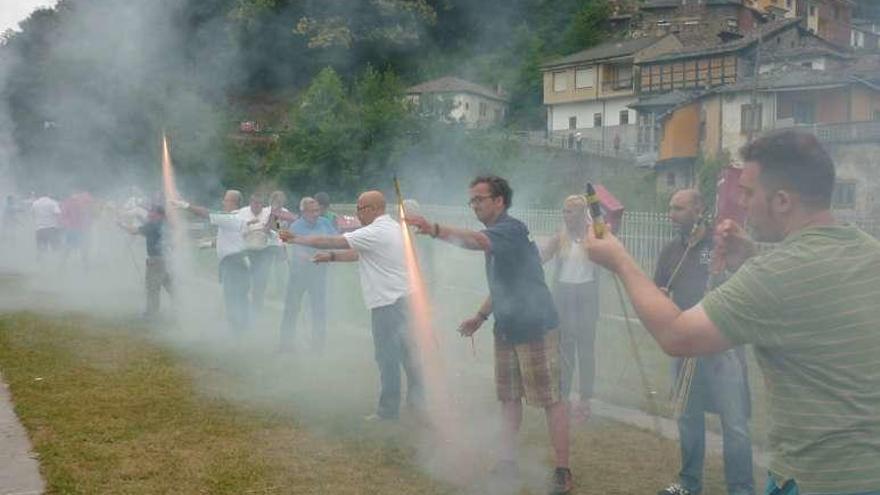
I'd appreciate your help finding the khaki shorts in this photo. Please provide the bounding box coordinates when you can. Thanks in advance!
[494,330,562,407]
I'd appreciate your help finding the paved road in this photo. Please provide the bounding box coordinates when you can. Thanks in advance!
[0,372,43,495]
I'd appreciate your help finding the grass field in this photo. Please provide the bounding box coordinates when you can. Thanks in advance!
[0,311,737,494]
[0,219,763,494]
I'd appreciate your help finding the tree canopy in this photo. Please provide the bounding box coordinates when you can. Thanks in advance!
[0,0,612,200]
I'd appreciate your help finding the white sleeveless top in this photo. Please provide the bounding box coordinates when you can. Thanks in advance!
[557,239,596,284]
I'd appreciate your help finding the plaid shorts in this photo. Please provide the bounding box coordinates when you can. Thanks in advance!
[494,329,562,407]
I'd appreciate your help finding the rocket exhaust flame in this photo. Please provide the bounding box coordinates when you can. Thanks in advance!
[394,177,476,482]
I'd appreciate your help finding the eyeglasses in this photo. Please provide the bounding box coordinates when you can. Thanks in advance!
[356,205,373,212]
[467,195,495,207]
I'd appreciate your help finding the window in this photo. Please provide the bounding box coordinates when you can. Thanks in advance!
[810,5,817,16]
[465,102,469,110]
[873,110,880,121]
[479,102,487,117]
[593,113,603,127]
[741,103,763,133]
[667,172,676,188]
[793,101,816,124]
[575,67,595,89]
[569,116,577,130]
[786,0,792,9]
[832,182,857,209]
[553,72,568,92]
[619,109,630,125]
[802,61,814,69]
[610,65,634,90]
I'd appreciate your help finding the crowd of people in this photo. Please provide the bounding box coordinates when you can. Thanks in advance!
[3,128,879,495]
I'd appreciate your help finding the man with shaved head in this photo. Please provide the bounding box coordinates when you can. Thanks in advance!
[281,190,424,421]
[653,188,754,495]
[174,190,251,334]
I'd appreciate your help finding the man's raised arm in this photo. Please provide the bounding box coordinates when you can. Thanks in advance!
[405,215,491,252]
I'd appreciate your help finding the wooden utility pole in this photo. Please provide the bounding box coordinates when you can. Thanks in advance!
[748,30,763,144]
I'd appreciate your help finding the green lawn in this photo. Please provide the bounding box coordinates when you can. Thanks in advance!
[0,311,739,494]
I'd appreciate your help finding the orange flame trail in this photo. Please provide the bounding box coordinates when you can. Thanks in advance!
[161,133,180,222]
[395,181,476,482]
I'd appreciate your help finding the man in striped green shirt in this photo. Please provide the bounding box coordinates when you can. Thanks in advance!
[586,129,880,495]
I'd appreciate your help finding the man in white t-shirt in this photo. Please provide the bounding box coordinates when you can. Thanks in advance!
[32,194,62,256]
[237,192,275,315]
[281,190,424,420]
[173,190,251,334]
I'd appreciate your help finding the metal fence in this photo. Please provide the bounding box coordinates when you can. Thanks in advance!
[335,204,675,273]
[335,203,879,274]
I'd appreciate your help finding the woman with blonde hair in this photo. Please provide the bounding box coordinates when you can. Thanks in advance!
[542,194,600,423]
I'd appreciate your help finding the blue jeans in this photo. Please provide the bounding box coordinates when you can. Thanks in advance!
[765,474,880,495]
[247,247,275,314]
[219,253,250,334]
[677,349,753,495]
[279,262,327,350]
[370,298,424,419]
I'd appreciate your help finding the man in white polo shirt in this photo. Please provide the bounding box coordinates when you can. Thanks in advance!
[174,190,250,334]
[281,190,423,420]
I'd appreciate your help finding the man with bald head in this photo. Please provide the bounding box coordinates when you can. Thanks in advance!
[654,189,753,495]
[174,190,251,334]
[282,190,424,421]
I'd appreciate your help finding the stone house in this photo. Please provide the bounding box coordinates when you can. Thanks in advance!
[405,76,508,128]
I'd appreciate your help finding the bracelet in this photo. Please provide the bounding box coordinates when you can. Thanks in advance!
[431,223,440,238]
[329,251,335,262]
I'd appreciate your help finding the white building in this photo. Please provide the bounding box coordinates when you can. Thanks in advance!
[405,76,508,128]
[540,35,682,152]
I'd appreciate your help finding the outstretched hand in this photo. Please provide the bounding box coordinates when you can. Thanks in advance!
[584,224,628,273]
[312,252,332,263]
[278,230,295,244]
[714,219,756,272]
[404,214,433,235]
[458,315,484,337]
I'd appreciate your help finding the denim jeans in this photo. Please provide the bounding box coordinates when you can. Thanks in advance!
[765,474,880,495]
[279,262,327,351]
[677,349,753,495]
[246,247,275,314]
[219,253,250,334]
[370,297,424,419]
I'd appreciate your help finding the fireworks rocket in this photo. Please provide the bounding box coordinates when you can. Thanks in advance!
[585,182,606,239]
[393,175,405,220]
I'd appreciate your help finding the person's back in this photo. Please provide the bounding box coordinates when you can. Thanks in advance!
[32,196,60,230]
[704,224,880,494]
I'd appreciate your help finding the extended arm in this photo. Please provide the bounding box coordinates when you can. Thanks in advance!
[586,229,733,357]
[405,215,491,252]
[284,233,351,250]
[313,249,359,263]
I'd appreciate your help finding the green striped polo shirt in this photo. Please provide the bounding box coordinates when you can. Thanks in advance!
[702,225,880,495]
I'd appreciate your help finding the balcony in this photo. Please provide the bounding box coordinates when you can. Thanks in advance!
[776,120,880,145]
[601,78,634,93]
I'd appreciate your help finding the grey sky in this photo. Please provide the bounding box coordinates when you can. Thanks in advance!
[1,0,57,33]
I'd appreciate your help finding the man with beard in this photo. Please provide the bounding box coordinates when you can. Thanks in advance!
[406,175,572,495]
[586,130,880,495]
[654,189,753,495]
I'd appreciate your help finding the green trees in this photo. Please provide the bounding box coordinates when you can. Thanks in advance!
[0,0,615,201]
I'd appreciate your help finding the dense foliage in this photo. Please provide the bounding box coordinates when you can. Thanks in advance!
[0,0,612,202]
